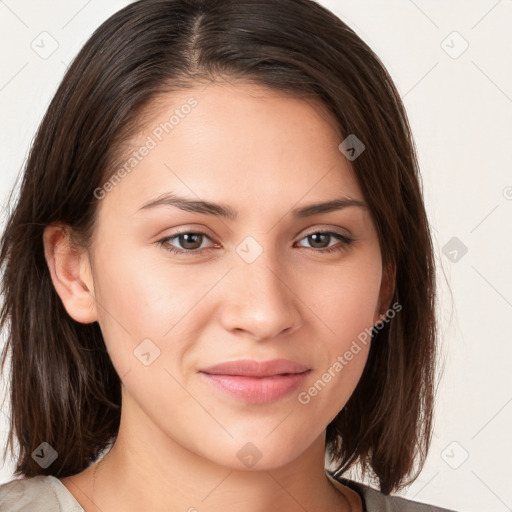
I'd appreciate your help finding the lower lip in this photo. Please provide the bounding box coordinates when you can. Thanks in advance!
[199,371,310,404]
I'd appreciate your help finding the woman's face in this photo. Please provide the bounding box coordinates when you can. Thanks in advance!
[79,81,391,469]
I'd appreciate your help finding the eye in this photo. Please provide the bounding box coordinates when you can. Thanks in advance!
[156,229,354,256]
[156,231,216,255]
[295,230,355,254]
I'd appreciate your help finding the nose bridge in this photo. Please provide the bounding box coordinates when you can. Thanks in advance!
[237,234,290,303]
[221,234,300,340]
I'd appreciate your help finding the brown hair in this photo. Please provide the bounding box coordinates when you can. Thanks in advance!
[0,0,437,495]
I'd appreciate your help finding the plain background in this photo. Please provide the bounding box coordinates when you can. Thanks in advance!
[0,1,511,511]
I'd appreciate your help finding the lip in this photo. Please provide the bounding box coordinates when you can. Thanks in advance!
[200,358,310,377]
[199,359,311,404]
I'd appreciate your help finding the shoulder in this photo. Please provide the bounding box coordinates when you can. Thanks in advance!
[327,472,458,512]
[0,475,84,512]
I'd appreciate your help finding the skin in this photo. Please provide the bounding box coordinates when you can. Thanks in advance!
[44,80,394,512]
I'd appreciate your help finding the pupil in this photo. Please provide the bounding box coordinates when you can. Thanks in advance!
[181,233,201,250]
[310,233,328,248]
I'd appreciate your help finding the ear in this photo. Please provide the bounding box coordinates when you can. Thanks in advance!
[43,223,98,324]
[374,260,396,325]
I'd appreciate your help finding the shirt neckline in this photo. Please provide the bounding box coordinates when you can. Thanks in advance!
[49,471,367,512]
[48,476,85,511]
[325,470,367,512]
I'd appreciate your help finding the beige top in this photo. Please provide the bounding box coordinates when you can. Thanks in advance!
[0,471,457,511]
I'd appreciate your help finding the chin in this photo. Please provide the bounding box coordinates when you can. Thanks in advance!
[194,435,312,472]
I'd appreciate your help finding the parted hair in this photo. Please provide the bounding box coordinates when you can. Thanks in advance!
[0,0,437,495]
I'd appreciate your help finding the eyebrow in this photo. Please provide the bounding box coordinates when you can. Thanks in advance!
[137,192,366,219]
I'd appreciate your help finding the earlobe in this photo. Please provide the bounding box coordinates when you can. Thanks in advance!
[42,223,98,324]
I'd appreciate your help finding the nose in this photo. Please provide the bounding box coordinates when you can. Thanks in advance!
[219,249,302,341]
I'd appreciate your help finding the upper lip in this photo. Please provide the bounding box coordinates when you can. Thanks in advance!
[199,359,311,377]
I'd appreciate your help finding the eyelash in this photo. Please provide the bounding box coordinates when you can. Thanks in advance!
[156,229,355,256]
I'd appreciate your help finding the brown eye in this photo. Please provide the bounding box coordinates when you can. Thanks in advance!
[296,231,354,254]
[157,231,215,255]
[174,233,204,250]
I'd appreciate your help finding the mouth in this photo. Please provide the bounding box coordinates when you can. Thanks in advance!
[198,359,311,404]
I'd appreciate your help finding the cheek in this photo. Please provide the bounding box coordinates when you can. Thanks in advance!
[293,255,381,416]
[300,253,382,342]
[90,240,224,373]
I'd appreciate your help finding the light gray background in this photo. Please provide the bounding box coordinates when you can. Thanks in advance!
[0,1,511,511]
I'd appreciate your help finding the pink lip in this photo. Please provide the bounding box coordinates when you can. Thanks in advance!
[199,359,311,404]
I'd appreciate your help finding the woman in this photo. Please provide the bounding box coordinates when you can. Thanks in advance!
[0,0,454,510]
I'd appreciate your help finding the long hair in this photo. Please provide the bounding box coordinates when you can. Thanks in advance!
[0,0,436,495]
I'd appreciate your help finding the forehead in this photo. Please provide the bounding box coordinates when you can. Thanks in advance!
[97,81,363,220]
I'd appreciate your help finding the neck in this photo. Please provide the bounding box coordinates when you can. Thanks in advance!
[62,388,361,512]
